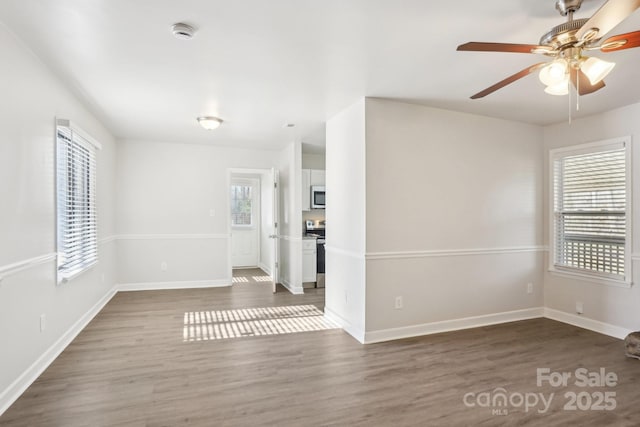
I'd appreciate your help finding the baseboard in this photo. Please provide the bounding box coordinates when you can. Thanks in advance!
[280,279,304,295]
[116,279,231,292]
[257,262,271,276]
[544,308,633,340]
[0,287,117,416]
[364,307,545,344]
[324,307,365,343]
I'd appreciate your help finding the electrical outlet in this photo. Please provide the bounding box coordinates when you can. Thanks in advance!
[161,262,168,271]
[576,301,584,314]
[209,209,216,217]
[395,296,403,310]
[527,283,533,294]
[101,273,106,284]
[40,314,46,332]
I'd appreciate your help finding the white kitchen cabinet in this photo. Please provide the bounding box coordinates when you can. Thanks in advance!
[302,169,311,211]
[310,169,325,186]
[302,239,317,283]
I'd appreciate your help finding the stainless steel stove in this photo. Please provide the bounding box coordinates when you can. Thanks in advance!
[305,220,325,287]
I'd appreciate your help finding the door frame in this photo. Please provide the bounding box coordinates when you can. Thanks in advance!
[227,168,276,283]
[230,176,261,268]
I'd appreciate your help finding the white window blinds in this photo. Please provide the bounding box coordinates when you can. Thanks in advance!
[552,140,629,282]
[56,120,99,282]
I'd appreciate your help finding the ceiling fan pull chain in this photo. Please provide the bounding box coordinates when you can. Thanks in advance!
[576,70,580,111]
[568,80,572,125]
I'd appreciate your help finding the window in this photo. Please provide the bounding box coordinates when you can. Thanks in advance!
[550,138,631,284]
[230,184,253,226]
[56,119,100,283]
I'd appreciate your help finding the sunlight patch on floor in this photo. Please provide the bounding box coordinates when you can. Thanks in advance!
[252,275,271,282]
[183,305,338,341]
[232,276,249,283]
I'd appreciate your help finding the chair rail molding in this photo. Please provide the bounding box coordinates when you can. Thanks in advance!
[116,233,231,240]
[365,245,547,260]
[98,235,118,245]
[0,235,120,283]
[0,253,57,282]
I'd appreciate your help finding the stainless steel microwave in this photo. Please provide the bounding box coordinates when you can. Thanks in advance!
[311,186,325,209]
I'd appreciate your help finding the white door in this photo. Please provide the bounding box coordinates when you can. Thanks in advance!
[270,168,280,293]
[231,178,260,267]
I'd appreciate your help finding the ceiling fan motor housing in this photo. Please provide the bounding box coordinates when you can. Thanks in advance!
[540,18,590,49]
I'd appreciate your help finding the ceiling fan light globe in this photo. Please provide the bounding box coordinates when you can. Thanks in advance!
[545,79,569,96]
[539,60,568,86]
[580,57,615,85]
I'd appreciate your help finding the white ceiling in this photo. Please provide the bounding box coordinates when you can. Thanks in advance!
[2,0,640,150]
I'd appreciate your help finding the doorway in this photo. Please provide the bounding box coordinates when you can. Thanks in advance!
[230,177,260,268]
[228,168,278,290]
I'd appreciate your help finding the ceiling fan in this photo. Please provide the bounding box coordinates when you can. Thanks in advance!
[457,0,640,99]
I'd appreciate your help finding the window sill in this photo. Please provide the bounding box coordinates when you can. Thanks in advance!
[57,261,98,286]
[548,268,632,289]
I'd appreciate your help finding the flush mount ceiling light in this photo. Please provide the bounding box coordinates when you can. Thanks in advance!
[171,23,196,40]
[457,0,640,99]
[197,116,223,130]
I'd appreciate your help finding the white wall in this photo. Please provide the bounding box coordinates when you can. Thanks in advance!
[0,23,117,412]
[364,99,545,338]
[325,98,544,343]
[259,171,273,274]
[276,142,304,293]
[115,140,279,287]
[302,153,326,170]
[325,99,367,341]
[543,103,640,334]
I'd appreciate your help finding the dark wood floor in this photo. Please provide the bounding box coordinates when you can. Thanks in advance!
[2,271,639,426]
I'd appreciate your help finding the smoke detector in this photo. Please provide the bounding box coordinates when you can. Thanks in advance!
[171,23,196,40]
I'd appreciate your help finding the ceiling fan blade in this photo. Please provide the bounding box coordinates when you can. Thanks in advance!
[570,68,606,95]
[600,30,640,51]
[576,0,640,42]
[457,42,546,54]
[470,63,546,99]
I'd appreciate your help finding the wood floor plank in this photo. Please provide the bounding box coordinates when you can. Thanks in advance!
[1,272,639,426]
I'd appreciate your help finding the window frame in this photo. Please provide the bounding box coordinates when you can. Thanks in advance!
[548,136,633,288]
[55,118,101,284]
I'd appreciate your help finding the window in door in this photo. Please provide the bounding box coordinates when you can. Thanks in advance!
[231,184,253,226]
